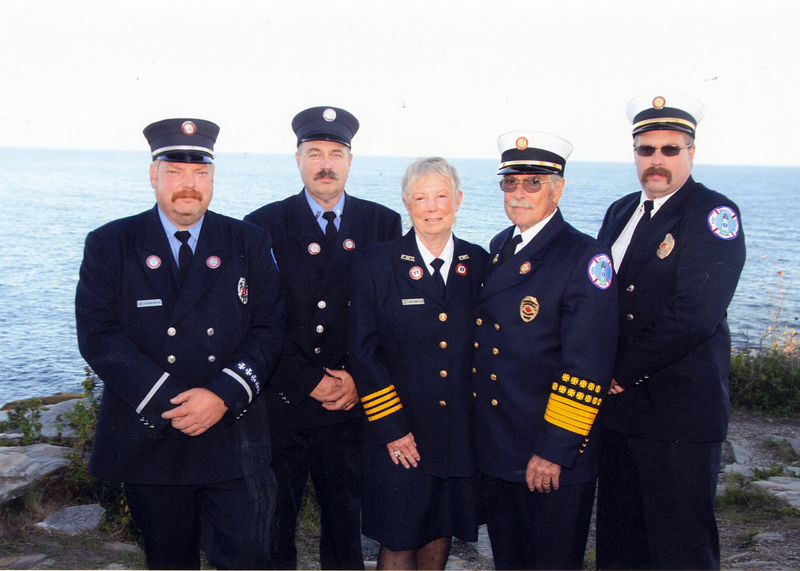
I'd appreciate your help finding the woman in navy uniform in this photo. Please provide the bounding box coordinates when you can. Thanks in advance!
[350,157,488,570]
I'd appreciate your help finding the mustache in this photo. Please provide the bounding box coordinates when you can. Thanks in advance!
[507,198,533,209]
[314,169,339,180]
[641,166,672,184]
[172,190,203,202]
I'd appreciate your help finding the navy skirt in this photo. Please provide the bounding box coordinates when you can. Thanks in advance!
[361,462,479,551]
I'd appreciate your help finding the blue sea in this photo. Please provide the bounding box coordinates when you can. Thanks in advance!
[1,148,797,402]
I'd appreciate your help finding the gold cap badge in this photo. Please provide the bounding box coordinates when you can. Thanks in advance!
[652,96,666,109]
[516,137,529,151]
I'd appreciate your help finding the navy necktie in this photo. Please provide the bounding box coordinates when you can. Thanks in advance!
[630,200,654,242]
[174,231,193,286]
[322,211,337,241]
[431,258,446,298]
[500,234,523,264]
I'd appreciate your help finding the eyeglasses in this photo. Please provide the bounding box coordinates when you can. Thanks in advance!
[499,177,554,193]
[634,144,693,157]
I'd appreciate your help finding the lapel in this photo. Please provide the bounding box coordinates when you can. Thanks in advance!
[169,211,225,325]
[600,194,639,247]
[318,192,362,297]
[136,206,180,301]
[479,211,566,302]
[396,229,445,307]
[620,177,697,281]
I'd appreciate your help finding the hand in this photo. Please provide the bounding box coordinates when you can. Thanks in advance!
[387,432,421,469]
[162,388,227,437]
[309,374,343,402]
[526,454,562,493]
[608,378,625,395]
[321,368,359,411]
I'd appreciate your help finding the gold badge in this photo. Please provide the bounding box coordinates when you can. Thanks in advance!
[181,121,197,135]
[656,233,675,259]
[492,253,499,265]
[652,96,666,109]
[519,261,531,274]
[516,136,529,150]
[520,296,539,322]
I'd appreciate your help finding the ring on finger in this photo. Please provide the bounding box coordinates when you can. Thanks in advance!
[394,450,403,458]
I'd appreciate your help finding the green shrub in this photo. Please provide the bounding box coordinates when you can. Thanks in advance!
[5,398,44,445]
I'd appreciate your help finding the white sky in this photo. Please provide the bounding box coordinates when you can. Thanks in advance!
[1,0,798,165]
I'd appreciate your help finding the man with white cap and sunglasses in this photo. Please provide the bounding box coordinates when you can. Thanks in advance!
[472,132,618,569]
[596,93,746,570]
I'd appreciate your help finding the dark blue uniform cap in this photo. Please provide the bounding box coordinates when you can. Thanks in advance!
[626,92,705,138]
[496,131,574,176]
[292,107,359,148]
[143,118,220,164]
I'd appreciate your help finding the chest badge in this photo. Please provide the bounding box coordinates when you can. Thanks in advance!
[343,238,356,251]
[656,234,675,259]
[708,206,740,240]
[588,254,613,290]
[456,263,468,276]
[409,266,424,280]
[146,255,161,269]
[238,277,249,304]
[492,254,499,265]
[520,296,540,322]
[206,255,221,269]
[308,242,321,256]
[519,261,531,274]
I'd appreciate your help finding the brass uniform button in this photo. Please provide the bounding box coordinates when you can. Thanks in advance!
[439,313,448,322]
[474,341,479,348]
[494,323,501,330]
[490,374,497,381]
[471,367,477,374]
[167,327,176,336]
[439,341,447,349]
[439,400,447,407]
[491,399,498,406]
[472,391,477,398]
[492,348,499,355]
[476,318,483,325]
[439,370,448,378]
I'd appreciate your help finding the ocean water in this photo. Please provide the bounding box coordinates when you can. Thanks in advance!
[0,148,797,402]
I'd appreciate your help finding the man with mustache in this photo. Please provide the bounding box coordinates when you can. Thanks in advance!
[596,93,746,570]
[245,107,401,569]
[472,132,618,569]
[75,119,286,569]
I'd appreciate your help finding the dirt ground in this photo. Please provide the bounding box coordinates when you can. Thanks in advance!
[1,410,798,570]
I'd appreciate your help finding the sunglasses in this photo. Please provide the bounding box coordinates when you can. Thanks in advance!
[499,177,554,193]
[634,144,693,157]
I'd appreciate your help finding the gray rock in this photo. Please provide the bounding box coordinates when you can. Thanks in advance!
[730,441,752,465]
[361,534,380,557]
[445,555,468,570]
[751,477,800,508]
[721,440,737,464]
[721,463,755,478]
[364,562,377,571]
[752,532,785,543]
[730,561,782,570]
[0,410,8,423]
[103,542,141,554]
[784,466,800,476]
[721,553,751,564]
[766,435,787,445]
[476,524,493,559]
[35,503,105,535]
[789,438,800,458]
[0,554,51,569]
[0,445,73,505]
[39,398,86,438]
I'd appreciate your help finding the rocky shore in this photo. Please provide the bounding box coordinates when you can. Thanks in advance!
[1,399,799,570]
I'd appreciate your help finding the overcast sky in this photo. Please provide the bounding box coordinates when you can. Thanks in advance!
[2,0,798,165]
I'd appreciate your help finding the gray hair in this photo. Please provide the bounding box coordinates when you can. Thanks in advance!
[401,157,461,205]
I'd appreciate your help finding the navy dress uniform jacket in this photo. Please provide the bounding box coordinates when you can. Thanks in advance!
[597,177,745,441]
[350,231,489,479]
[75,206,286,485]
[245,190,402,432]
[472,210,619,485]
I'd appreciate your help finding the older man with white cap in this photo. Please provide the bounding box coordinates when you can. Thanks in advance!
[472,132,618,569]
[596,93,746,570]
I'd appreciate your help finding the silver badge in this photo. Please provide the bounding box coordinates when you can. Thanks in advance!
[238,278,248,305]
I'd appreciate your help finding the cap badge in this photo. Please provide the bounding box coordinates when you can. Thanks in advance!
[707,206,740,240]
[323,108,337,122]
[181,121,197,136]
[516,137,529,151]
[146,255,161,269]
[238,277,248,305]
[656,233,675,259]
[652,96,666,109]
[519,261,531,274]
[409,266,424,280]
[343,238,356,251]
[206,256,221,269]
[588,254,613,290]
[308,242,322,255]
[456,263,468,276]
[520,296,540,323]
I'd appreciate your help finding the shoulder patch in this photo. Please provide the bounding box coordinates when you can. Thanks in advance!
[707,206,740,240]
[587,254,613,290]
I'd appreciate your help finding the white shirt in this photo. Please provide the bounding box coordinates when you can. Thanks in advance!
[510,208,559,255]
[415,233,455,285]
[611,189,680,268]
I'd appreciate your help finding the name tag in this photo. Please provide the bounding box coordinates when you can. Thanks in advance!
[402,298,425,306]
[137,299,163,308]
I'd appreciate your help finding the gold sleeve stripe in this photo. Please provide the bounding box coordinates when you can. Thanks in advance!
[361,384,397,403]
[361,391,398,409]
[366,403,403,422]
[364,397,401,417]
[550,392,601,413]
[547,398,597,422]
[544,412,591,436]
[545,407,594,432]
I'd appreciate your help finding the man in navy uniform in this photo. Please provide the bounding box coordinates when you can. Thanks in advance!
[245,106,402,569]
[596,93,746,570]
[75,119,286,570]
[472,132,618,570]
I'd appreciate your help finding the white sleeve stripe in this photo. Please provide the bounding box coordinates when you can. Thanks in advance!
[136,372,170,414]
[223,368,253,403]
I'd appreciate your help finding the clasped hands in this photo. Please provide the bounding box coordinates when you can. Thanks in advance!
[162,387,227,437]
[310,368,359,411]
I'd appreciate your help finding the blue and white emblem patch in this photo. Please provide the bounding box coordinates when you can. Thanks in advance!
[238,277,248,305]
[587,254,613,290]
[708,206,740,240]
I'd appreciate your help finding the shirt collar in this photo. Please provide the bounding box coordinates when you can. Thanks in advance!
[304,189,345,221]
[415,232,455,282]
[157,206,204,240]
[514,207,559,249]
